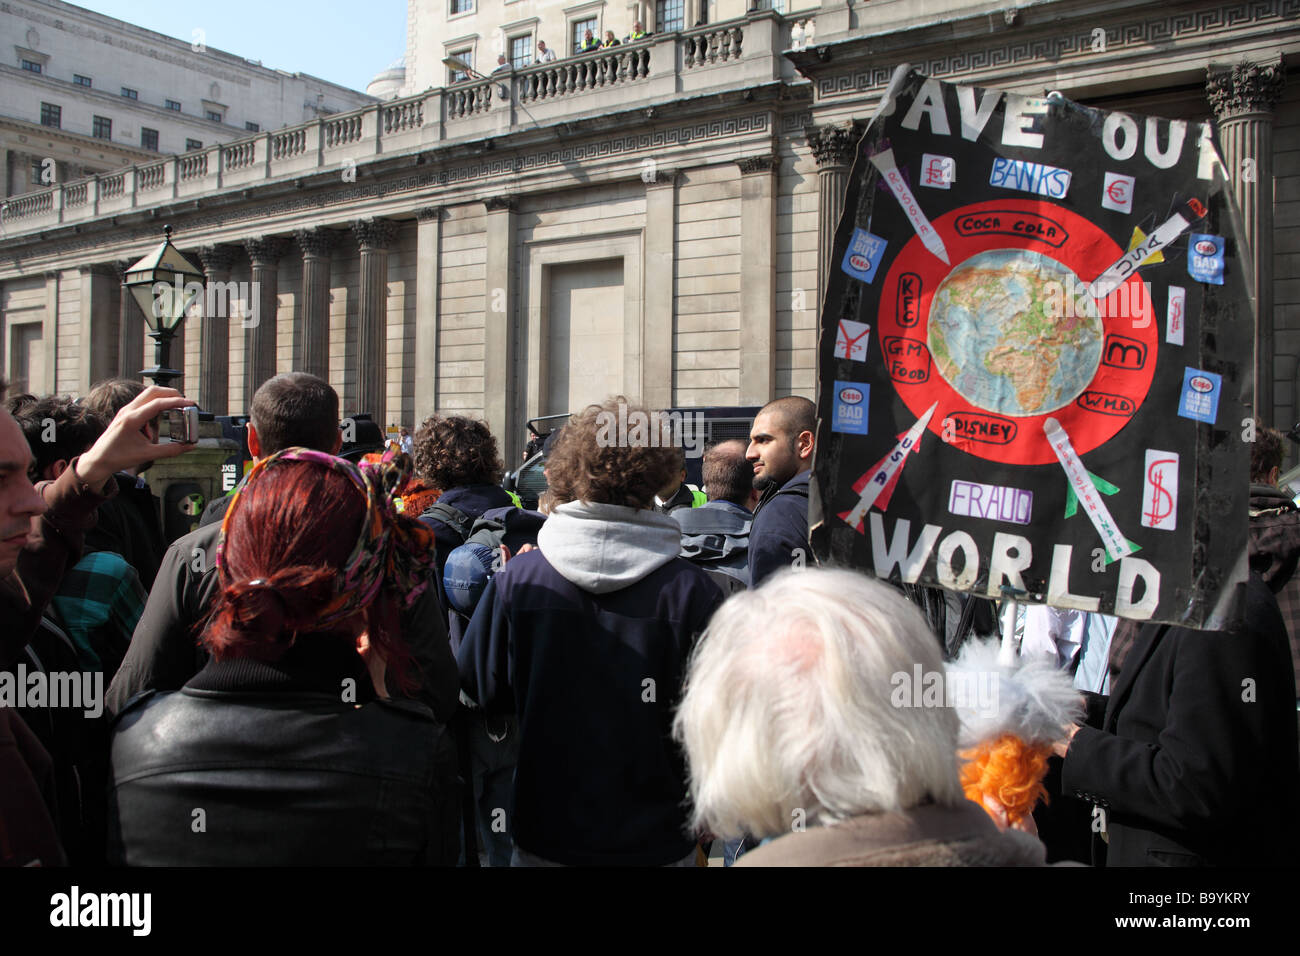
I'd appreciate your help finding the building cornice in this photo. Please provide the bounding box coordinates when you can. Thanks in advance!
[787,0,1300,101]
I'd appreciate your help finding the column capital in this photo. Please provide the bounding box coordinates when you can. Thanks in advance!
[483,195,518,212]
[243,235,288,267]
[805,122,862,169]
[294,227,338,259]
[351,217,397,251]
[1207,57,1286,121]
[643,167,679,187]
[197,244,238,274]
[415,206,443,222]
[735,154,779,175]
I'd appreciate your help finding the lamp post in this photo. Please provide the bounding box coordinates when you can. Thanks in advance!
[124,225,204,389]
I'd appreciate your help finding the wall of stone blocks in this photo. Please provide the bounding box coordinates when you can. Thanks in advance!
[776,138,819,400]
[1272,80,1300,442]
[54,269,79,395]
[437,205,487,418]
[226,259,252,416]
[674,162,741,407]
[329,249,361,418]
[387,221,418,429]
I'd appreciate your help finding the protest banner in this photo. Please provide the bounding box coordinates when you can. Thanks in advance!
[811,66,1253,628]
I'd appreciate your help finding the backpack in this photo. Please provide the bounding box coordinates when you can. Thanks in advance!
[442,508,546,620]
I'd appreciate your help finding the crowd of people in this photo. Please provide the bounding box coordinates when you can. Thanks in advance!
[1,371,1297,867]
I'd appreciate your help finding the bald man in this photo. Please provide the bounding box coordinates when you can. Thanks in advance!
[745,396,815,587]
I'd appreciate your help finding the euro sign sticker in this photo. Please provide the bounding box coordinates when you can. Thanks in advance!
[1101,172,1134,214]
[834,319,872,362]
[1141,450,1178,531]
[832,381,869,435]
[841,229,887,283]
[1187,234,1225,285]
[1177,367,1221,424]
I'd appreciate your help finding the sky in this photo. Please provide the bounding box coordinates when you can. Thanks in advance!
[73,0,408,93]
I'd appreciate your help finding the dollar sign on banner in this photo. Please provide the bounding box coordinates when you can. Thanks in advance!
[1145,459,1175,525]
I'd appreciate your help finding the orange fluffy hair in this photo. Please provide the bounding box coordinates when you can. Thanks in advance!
[959,733,1052,825]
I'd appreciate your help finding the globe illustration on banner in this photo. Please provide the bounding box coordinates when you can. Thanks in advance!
[928,250,1104,417]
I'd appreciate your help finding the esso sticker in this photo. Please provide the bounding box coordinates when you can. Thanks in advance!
[1189,375,1213,393]
[839,387,864,404]
[1194,239,1217,256]
[849,255,871,271]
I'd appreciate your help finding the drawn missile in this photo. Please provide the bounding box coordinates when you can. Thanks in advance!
[868,148,951,265]
[1089,196,1208,299]
[840,402,938,533]
[1043,417,1137,564]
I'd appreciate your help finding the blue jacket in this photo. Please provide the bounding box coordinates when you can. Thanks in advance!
[748,470,811,587]
[457,502,722,865]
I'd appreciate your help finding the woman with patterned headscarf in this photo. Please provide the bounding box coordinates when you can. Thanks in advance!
[107,449,459,865]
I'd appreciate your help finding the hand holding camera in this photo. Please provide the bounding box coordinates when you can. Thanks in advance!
[76,386,198,489]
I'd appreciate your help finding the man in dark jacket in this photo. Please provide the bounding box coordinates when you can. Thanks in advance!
[674,439,758,595]
[105,373,458,721]
[1059,573,1300,866]
[459,399,723,865]
[1,379,196,867]
[412,413,518,867]
[82,379,166,589]
[1247,422,1300,700]
[746,396,815,587]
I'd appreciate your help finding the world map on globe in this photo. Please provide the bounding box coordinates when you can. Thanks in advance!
[927,249,1104,416]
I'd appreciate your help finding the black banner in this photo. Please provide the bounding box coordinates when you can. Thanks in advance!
[811,67,1252,628]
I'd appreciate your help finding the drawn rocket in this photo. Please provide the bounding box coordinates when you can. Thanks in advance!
[840,402,938,533]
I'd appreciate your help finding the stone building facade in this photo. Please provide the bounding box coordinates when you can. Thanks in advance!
[0,0,1295,465]
[1,0,376,198]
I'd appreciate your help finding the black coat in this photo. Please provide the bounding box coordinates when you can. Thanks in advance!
[84,475,165,590]
[1062,574,1300,866]
[108,643,458,865]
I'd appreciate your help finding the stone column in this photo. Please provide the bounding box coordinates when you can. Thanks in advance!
[294,227,337,381]
[806,122,862,296]
[242,236,287,408]
[197,244,237,414]
[413,207,442,422]
[351,218,395,419]
[483,196,518,460]
[116,258,143,378]
[644,169,678,411]
[1206,57,1286,423]
[79,264,120,391]
[736,155,778,405]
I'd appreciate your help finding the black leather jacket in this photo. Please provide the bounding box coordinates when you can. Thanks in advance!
[108,645,459,866]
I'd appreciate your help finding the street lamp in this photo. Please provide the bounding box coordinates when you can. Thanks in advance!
[124,225,204,389]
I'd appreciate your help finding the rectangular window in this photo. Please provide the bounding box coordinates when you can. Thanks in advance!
[572,17,598,54]
[656,0,684,32]
[186,138,202,151]
[92,115,112,139]
[206,110,222,123]
[165,99,181,111]
[30,161,43,184]
[141,127,159,151]
[21,59,42,73]
[449,0,473,13]
[509,35,532,69]
[73,74,92,87]
[448,49,473,84]
[121,87,138,99]
[40,102,61,129]
[245,121,260,132]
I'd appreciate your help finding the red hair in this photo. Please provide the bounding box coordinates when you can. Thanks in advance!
[200,460,412,688]
[959,734,1051,826]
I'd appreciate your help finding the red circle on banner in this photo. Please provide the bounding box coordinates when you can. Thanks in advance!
[877,198,1157,466]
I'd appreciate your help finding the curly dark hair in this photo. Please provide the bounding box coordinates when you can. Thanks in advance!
[412,415,504,491]
[546,397,682,509]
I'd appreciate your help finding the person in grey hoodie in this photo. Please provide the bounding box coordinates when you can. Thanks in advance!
[457,397,724,866]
